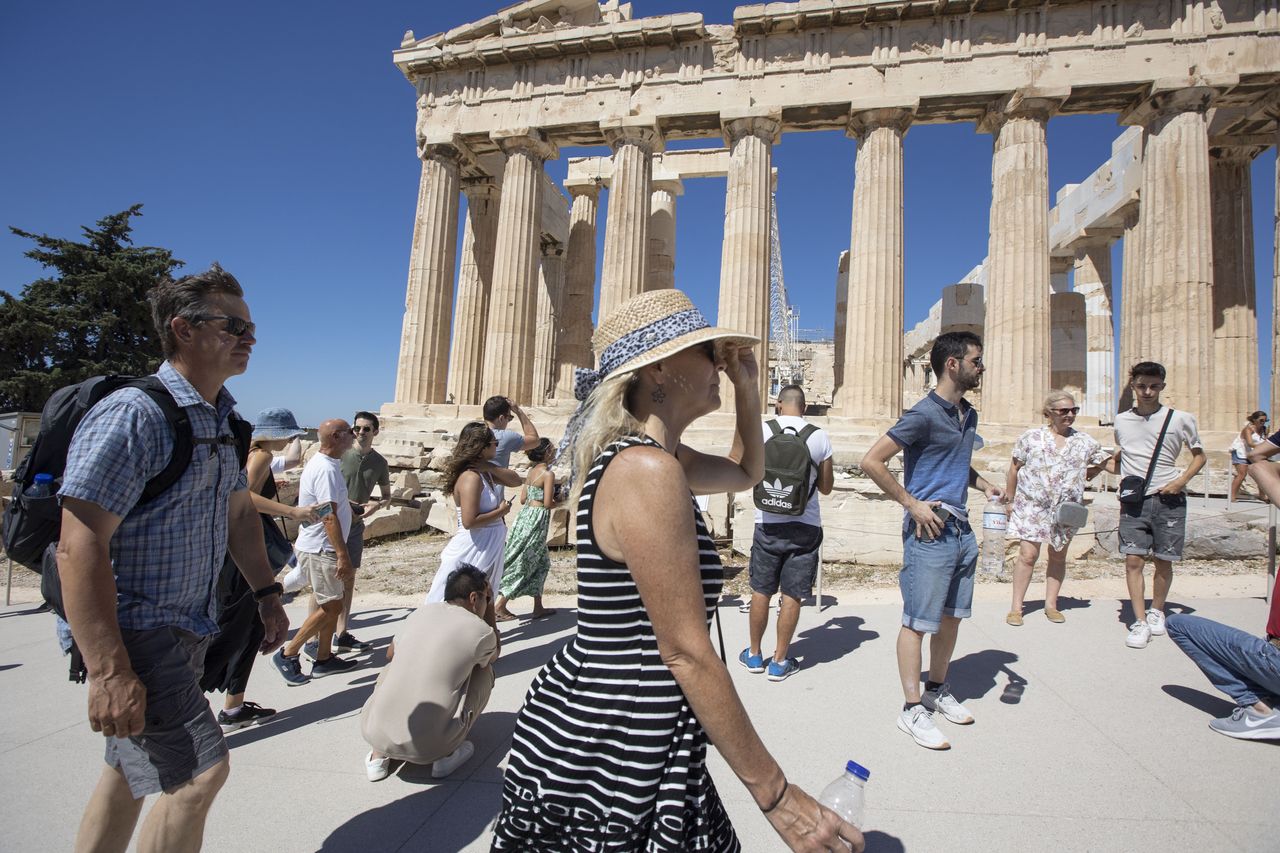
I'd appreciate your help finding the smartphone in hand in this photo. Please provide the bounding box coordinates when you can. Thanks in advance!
[309,503,334,525]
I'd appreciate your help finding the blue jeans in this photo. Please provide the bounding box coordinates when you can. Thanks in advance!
[900,520,978,633]
[1166,614,1280,707]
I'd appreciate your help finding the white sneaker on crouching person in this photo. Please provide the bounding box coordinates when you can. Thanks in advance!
[432,740,476,778]
[1126,620,1152,649]
[1146,608,1166,636]
[897,705,950,750]
[922,682,974,725]
[365,751,392,782]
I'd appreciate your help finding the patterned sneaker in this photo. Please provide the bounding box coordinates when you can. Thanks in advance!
[1126,620,1152,649]
[1146,608,1166,636]
[897,706,950,750]
[738,648,765,674]
[766,657,800,682]
[311,654,358,677]
[922,683,974,725]
[334,631,372,651]
[1208,707,1280,741]
[217,701,277,732]
[271,650,309,686]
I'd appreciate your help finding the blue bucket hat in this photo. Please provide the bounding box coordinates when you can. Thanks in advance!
[252,408,305,440]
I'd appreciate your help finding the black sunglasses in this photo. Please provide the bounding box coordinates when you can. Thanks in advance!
[1049,407,1080,415]
[353,426,376,433]
[191,314,256,338]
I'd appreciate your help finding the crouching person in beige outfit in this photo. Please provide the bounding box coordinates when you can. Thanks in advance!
[360,564,498,781]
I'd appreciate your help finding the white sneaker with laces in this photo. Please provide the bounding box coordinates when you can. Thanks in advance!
[1126,620,1152,649]
[922,683,974,725]
[365,751,391,782]
[897,706,950,750]
[1146,608,1166,636]
[432,740,476,778]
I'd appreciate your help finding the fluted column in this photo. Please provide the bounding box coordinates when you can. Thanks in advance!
[1050,291,1087,402]
[718,112,780,411]
[646,178,682,291]
[447,179,500,405]
[599,119,662,320]
[833,250,849,397]
[533,244,565,404]
[1118,202,1143,412]
[554,184,599,399]
[1073,241,1115,421]
[481,130,557,403]
[1209,145,1259,430]
[981,92,1058,424]
[1130,88,1215,418]
[835,106,912,417]
[394,143,462,406]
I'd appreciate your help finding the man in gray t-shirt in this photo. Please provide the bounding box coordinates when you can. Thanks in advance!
[1106,361,1205,651]
[483,395,541,496]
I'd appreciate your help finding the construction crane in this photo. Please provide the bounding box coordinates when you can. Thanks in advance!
[768,190,802,396]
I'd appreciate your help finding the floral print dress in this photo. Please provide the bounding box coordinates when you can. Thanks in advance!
[1007,426,1111,550]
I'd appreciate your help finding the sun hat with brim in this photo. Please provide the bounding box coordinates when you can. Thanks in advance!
[252,407,305,440]
[573,289,758,402]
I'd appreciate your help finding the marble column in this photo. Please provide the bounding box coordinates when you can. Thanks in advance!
[1273,126,1280,426]
[599,119,661,321]
[981,93,1057,424]
[1118,202,1143,412]
[717,111,781,411]
[836,106,912,417]
[833,250,849,398]
[646,178,681,291]
[394,143,462,406]
[1131,88,1215,419]
[554,184,599,399]
[1073,241,1115,421]
[447,178,500,405]
[481,130,557,403]
[1050,291,1087,403]
[1209,145,1259,430]
[532,243,565,404]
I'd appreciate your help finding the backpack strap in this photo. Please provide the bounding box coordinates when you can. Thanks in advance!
[797,423,820,498]
[228,413,253,470]
[766,419,783,437]
[131,376,195,504]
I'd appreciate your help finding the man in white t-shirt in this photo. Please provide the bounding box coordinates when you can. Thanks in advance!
[739,385,834,682]
[271,419,359,683]
[1107,362,1206,650]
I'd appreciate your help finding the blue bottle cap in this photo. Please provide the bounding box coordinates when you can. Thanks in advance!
[845,760,869,781]
[34,473,54,484]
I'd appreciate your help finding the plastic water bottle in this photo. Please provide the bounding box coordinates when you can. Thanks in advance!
[24,473,55,500]
[980,497,1007,574]
[818,760,869,829]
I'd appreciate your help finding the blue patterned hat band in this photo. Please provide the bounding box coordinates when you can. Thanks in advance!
[572,308,708,401]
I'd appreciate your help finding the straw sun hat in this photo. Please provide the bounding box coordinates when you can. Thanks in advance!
[573,289,759,401]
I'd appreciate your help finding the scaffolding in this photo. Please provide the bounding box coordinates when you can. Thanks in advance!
[768,190,802,396]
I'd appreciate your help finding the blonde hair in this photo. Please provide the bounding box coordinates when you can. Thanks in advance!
[1042,389,1076,418]
[567,371,643,503]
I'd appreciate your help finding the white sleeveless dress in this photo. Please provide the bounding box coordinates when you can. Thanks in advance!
[425,472,507,602]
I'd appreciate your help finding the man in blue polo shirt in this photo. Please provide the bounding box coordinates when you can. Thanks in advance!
[57,264,289,852]
[861,331,1003,750]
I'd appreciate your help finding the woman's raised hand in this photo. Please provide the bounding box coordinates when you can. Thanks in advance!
[722,343,760,389]
[764,783,865,853]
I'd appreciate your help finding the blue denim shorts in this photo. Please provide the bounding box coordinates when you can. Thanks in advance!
[900,521,978,633]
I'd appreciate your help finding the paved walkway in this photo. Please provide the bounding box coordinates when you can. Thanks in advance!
[1,582,1277,852]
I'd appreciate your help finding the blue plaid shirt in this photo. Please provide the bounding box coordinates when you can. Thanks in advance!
[60,361,247,635]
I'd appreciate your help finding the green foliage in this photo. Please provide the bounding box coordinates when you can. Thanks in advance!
[0,205,181,411]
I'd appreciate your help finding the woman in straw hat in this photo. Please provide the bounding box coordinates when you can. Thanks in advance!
[491,290,863,852]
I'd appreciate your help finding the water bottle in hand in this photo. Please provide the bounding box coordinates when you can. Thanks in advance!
[980,497,1008,574]
[818,760,869,829]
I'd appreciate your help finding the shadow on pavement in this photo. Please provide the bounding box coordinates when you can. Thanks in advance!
[789,616,880,668]
[1116,599,1197,626]
[494,635,572,679]
[930,649,1024,704]
[1022,595,1091,616]
[1161,684,1235,717]
[864,829,906,852]
[0,604,49,619]
[226,681,375,747]
[397,710,517,786]
[499,609,576,644]
[319,784,486,852]
[349,607,414,631]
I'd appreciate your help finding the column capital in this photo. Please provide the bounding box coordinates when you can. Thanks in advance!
[416,132,473,167]
[599,117,663,155]
[564,178,601,199]
[978,87,1069,133]
[651,177,684,196]
[1119,76,1236,127]
[491,128,558,161]
[845,101,917,140]
[1209,142,1264,164]
[720,108,782,147]
[461,175,498,201]
[540,234,565,258]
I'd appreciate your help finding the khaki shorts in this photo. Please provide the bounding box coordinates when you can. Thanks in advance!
[299,550,344,604]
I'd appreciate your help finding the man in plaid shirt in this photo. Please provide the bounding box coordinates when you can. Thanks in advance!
[57,263,288,852]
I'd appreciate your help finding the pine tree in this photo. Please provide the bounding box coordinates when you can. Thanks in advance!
[0,205,181,411]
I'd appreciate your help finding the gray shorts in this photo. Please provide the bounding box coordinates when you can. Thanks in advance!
[345,516,365,570]
[105,627,227,798]
[1118,492,1187,562]
[749,522,823,601]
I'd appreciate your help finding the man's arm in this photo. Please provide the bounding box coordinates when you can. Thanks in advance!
[322,503,354,581]
[969,467,1003,499]
[815,457,834,496]
[226,490,289,652]
[56,498,145,737]
[508,399,541,451]
[859,434,941,539]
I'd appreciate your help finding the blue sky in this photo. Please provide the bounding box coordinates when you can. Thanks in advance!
[2,1,1274,426]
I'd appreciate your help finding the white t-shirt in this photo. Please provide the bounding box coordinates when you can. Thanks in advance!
[1113,406,1202,496]
[754,416,833,528]
[294,452,352,554]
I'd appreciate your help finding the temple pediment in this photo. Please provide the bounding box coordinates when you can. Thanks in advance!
[403,0,622,50]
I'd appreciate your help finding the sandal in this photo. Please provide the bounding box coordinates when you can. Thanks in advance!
[530,609,557,619]
[494,612,519,622]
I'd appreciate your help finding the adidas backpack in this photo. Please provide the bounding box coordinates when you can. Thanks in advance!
[752,419,819,516]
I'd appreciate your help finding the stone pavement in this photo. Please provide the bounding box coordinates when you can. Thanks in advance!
[1,580,1277,852]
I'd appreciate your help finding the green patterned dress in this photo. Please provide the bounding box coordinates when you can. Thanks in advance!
[499,483,551,599]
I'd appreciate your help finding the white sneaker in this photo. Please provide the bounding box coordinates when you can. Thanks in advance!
[1146,608,1166,636]
[365,751,391,782]
[1126,620,1152,649]
[922,683,974,725]
[897,706,950,750]
[431,740,475,778]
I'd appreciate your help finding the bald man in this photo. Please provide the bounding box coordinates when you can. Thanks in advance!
[272,419,359,684]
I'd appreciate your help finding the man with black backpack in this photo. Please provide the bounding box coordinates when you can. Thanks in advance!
[738,385,833,682]
[54,264,288,853]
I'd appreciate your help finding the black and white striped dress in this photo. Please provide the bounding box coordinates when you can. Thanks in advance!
[491,437,740,852]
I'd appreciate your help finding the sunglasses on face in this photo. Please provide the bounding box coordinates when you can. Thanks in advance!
[353,426,375,434]
[1132,382,1164,392]
[191,314,256,338]
[1049,407,1080,416]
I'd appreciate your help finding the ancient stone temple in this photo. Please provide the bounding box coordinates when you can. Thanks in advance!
[385,0,1279,436]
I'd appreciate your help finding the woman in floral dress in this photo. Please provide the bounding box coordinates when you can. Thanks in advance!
[494,438,558,622]
[1004,391,1110,625]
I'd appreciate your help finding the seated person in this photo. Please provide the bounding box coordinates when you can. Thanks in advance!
[1165,430,1280,741]
[360,564,499,780]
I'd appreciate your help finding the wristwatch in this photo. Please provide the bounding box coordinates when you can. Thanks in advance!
[253,582,284,602]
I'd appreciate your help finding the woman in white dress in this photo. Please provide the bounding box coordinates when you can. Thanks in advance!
[1004,391,1109,626]
[425,422,521,605]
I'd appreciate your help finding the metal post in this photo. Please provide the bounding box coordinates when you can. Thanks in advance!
[5,556,12,607]
[815,543,824,612]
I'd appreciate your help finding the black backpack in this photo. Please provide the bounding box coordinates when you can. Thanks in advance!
[752,419,819,516]
[2,375,251,681]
